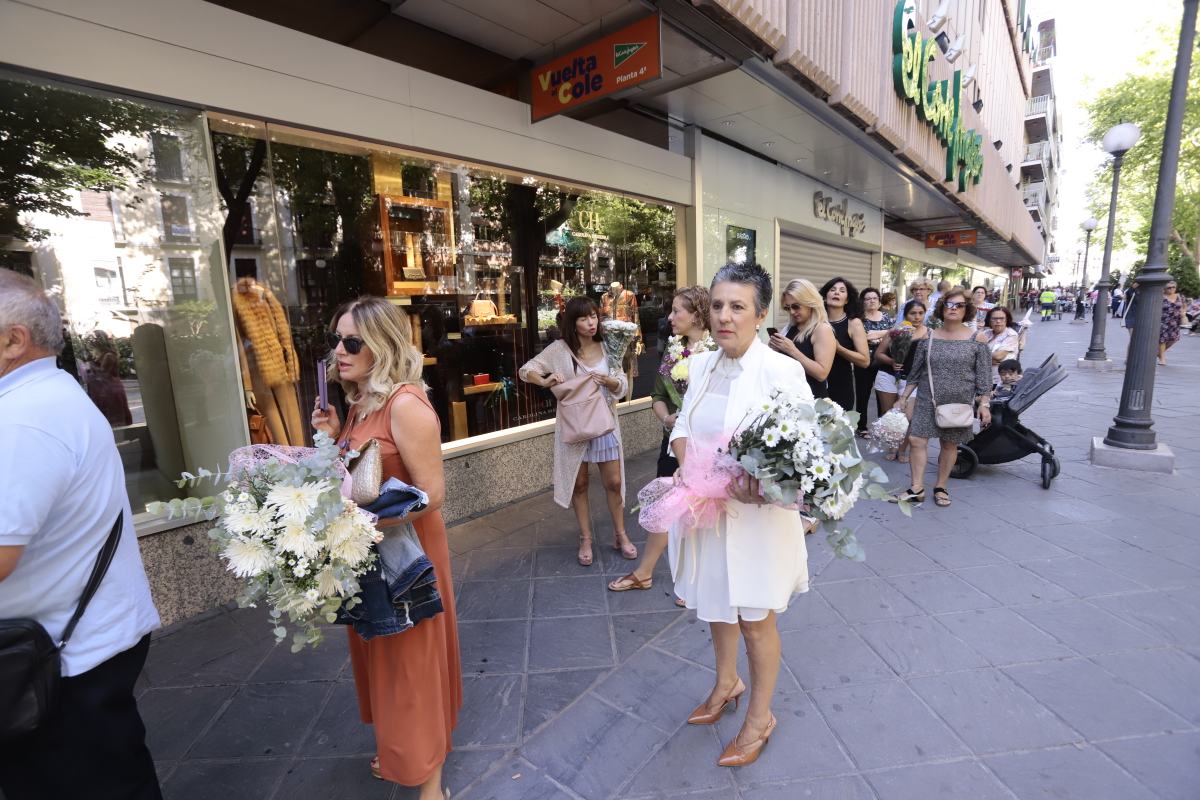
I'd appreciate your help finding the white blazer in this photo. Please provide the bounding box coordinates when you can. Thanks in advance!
[667,338,813,610]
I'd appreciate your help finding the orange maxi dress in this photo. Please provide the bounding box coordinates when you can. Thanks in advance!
[341,385,462,786]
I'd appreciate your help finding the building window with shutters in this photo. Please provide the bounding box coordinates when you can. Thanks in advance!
[94,264,121,306]
[168,257,198,301]
[152,132,184,181]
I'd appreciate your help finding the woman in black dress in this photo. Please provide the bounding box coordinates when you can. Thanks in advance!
[819,277,870,413]
[769,278,834,397]
[855,287,893,435]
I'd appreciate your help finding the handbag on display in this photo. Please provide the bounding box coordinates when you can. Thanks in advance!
[550,351,616,445]
[926,337,976,429]
[469,293,498,318]
[0,513,123,742]
[247,405,272,445]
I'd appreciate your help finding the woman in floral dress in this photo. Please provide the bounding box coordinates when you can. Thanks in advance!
[1159,280,1183,365]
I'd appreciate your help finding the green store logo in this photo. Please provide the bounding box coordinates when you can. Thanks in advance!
[891,0,984,192]
[614,41,645,68]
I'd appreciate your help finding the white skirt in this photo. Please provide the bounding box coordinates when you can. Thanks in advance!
[671,516,788,624]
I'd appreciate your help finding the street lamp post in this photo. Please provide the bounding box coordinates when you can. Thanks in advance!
[1076,219,1098,320]
[1085,123,1142,362]
[1096,0,1197,468]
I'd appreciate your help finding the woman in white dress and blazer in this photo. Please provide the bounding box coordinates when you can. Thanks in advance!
[667,262,812,768]
[519,297,636,567]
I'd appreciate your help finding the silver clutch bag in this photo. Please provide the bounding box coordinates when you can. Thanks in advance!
[346,437,382,506]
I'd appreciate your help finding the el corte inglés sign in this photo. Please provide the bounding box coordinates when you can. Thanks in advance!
[891,1,984,192]
[813,191,867,238]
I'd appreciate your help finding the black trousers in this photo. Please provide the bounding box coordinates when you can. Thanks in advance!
[0,633,162,800]
[853,364,879,432]
[657,430,678,478]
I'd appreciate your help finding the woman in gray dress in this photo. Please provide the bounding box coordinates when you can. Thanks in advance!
[895,288,992,507]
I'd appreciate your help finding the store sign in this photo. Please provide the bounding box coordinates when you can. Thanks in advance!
[924,229,978,248]
[891,0,984,192]
[530,15,662,122]
[812,191,867,238]
[726,225,757,265]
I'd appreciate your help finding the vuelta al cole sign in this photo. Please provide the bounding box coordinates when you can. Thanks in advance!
[530,14,662,122]
[891,1,984,192]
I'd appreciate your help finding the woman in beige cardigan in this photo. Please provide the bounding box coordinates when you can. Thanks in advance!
[520,297,635,567]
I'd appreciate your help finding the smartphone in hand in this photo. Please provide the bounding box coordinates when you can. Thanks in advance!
[316,360,328,411]
[766,327,779,337]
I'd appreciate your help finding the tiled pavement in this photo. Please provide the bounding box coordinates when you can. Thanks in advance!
[139,319,1200,800]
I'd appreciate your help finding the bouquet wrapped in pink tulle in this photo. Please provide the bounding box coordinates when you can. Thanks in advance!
[636,444,740,534]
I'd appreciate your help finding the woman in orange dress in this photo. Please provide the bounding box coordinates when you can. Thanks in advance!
[312,296,461,799]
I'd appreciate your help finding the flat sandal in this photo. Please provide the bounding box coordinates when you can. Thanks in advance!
[608,572,652,592]
[933,487,951,507]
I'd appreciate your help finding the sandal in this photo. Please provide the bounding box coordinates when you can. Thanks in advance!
[370,756,382,781]
[613,532,638,560]
[578,535,594,567]
[608,572,652,592]
[675,597,686,608]
[890,487,925,504]
[933,487,951,507]
[884,451,898,461]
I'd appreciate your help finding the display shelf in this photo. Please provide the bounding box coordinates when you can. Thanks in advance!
[463,381,504,396]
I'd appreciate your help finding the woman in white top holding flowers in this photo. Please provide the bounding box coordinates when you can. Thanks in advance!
[667,262,813,768]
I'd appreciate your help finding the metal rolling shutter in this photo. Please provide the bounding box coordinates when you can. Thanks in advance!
[778,234,873,295]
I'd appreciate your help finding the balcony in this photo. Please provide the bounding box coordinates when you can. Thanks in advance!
[1021,142,1050,182]
[1025,95,1054,144]
[1023,182,1047,221]
[1031,46,1055,68]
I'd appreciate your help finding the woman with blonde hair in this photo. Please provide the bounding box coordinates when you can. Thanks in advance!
[768,278,835,398]
[311,296,461,800]
[520,296,634,566]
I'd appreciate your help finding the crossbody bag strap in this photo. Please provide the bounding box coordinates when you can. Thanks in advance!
[58,512,124,650]
[925,336,937,406]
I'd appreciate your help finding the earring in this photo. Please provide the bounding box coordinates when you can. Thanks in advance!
[755,325,761,331]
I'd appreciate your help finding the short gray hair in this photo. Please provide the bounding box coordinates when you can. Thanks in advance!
[0,269,64,353]
[711,262,772,314]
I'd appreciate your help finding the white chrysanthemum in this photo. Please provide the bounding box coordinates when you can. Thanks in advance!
[762,428,781,447]
[222,537,274,578]
[265,481,327,523]
[316,566,347,598]
[276,522,321,558]
[810,462,831,480]
[327,513,374,566]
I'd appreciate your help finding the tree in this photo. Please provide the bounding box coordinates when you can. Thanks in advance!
[1082,47,1200,269]
[0,75,176,241]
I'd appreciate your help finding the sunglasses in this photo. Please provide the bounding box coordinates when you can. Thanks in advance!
[326,331,366,355]
[782,303,805,312]
[943,301,966,310]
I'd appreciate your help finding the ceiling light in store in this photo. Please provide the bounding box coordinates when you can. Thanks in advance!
[762,141,775,148]
[722,120,735,127]
[823,170,831,176]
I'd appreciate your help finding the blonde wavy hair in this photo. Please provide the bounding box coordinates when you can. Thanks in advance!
[781,278,827,343]
[329,296,426,415]
[908,277,934,293]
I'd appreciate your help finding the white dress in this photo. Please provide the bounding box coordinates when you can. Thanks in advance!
[672,355,791,624]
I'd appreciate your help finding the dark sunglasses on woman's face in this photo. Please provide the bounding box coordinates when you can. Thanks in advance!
[783,303,804,312]
[943,301,966,310]
[326,331,366,355]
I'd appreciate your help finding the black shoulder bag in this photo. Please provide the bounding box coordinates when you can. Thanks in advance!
[0,512,124,742]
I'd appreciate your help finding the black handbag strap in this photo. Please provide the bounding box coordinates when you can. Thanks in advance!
[58,512,124,650]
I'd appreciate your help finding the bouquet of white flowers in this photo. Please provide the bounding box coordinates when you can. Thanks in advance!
[149,432,381,651]
[726,390,902,560]
[601,319,639,372]
[868,407,911,453]
[658,333,717,407]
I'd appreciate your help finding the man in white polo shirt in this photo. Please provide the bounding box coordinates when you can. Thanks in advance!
[0,270,162,799]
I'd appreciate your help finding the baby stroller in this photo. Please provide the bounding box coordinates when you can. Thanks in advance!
[950,353,1068,489]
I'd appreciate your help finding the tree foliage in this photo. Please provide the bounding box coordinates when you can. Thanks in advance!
[1082,49,1200,268]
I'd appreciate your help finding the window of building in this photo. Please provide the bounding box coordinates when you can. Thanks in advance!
[168,257,198,301]
[152,132,184,181]
[94,264,121,305]
[160,193,191,238]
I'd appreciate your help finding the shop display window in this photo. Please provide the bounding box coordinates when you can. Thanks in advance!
[0,72,247,512]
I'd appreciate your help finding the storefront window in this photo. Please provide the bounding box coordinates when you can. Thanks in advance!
[1,72,246,511]
[206,119,678,445]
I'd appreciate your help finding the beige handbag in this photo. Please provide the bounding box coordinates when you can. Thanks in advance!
[550,351,616,445]
[926,337,976,429]
[346,437,383,505]
[469,294,498,318]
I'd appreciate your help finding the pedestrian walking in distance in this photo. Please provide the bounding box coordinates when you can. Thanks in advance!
[0,270,162,800]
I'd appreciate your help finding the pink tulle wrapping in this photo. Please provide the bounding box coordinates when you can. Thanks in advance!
[227,444,354,498]
[637,445,740,533]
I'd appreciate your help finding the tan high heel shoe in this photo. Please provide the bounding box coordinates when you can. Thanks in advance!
[686,679,746,725]
[717,714,777,767]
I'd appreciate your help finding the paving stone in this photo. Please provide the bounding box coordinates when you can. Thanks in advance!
[523,669,608,738]
[604,581,681,614]
[1091,648,1200,725]
[299,680,376,757]
[465,546,536,581]
[1098,731,1200,800]
[455,674,523,747]
[528,616,614,671]
[458,620,528,675]
[535,545,602,578]
[247,637,348,683]
[611,610,682,661]
[1020,556,1147,597]
[955,563,1074,606]
[866,760,1013,800]
[532,575,609,618]
[455,757,574,800]
[1089,590,1200,647]
[776,590,845,631]
[810,681,968,769]
[621,723,735,797]
[781,626,895,690]
[908,536,1009,570]
[162,759,288,800]
[886,572,1001,615]
[985,745,1159,800]
[1099,546,1200,588]
[738,774,875,800]
[140,685,236,761]
[908,668,1080,753]
[1016,599,1163,654]
[818,579,923,624]
[853,616,988,676]
[853,540,942,577]
[592,647,714,732]
[448,520,510,554]
[455,579,532,622]
[273,756,395,799]
[479,524,542,550]
[652,615,717,665]
[189,681,332,758]
[520,693,665,800]
[143,615,273,688]
[1006,657,1189,739]
[814,552,876,582]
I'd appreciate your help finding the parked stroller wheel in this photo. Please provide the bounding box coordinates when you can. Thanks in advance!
[1041,457,1058,489]
[951,445,978,479]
